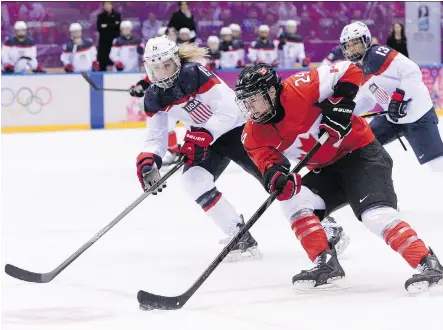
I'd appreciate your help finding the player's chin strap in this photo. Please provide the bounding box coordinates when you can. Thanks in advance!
[361,111,407,151]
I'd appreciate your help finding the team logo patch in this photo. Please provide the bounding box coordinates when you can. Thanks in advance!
[258,68,268,76]
[369,83,390,104]
[183,98,213,124]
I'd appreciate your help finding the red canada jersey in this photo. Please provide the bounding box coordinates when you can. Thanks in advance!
[242,61,375,174]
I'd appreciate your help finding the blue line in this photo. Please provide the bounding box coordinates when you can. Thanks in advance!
[90,74,104,129]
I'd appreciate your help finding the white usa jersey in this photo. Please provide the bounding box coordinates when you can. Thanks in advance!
[142,62,245,157]
[2,36,38,72]
[109,36,143,72]
[354,45,433,124]
[60,39,97,72]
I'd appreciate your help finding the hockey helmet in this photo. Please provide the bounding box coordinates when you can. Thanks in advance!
[340,21,372,62]
[14,21,27,38]
[120,20,133,36]
[207,35,220,52]
[235,63,281,123]
[143,36,181,89]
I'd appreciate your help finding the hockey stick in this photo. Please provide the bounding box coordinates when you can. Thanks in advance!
[5,159,185,283]
[81,72,130,92]
[361,111,387,118]
[137,131,330,311]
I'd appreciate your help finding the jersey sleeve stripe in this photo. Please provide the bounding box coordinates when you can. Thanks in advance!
[198,77,221,94]
[362,50,398,85]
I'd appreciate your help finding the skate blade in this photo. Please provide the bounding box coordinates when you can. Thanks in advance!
[293,276,349,292]
[225,246,263,263]
[334,234,350,256]
[407,278,443,294]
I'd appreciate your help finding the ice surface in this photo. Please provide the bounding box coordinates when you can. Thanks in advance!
[2,127,442,330]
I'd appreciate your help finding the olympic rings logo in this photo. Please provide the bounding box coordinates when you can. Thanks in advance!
[1,87,52,115]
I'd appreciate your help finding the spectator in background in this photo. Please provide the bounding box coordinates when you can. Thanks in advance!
[96,1,121,71]
[167,2,196,42]
[386,22,409,58]
[142,12,162,41]
[278,2,297,21]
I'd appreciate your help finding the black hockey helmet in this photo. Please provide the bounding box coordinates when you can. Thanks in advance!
[235,63,281,124]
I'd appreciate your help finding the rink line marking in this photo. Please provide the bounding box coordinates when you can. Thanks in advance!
[1,124,90,133]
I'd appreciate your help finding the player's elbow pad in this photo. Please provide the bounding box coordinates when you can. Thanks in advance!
[333,82,359,100]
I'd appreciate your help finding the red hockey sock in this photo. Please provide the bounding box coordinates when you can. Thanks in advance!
[291,215,330,261]
[384,221,430,268]
[168,131,179,153]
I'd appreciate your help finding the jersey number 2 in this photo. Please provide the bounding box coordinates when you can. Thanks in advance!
[293,72,311,86]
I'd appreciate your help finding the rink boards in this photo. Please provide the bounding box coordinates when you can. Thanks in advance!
[2,66,443,133]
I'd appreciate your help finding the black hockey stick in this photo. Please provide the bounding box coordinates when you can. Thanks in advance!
[361,111,387,118]
[81,72,130,92]
[137,132,330,311]
[5,159,185,283]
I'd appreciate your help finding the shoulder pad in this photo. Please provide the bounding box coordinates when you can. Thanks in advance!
[63,41,74,52]
[362,45,396,76]
[178,62,218,95]
[23,37,36,46]
[132,36,142,44]
[83,38,94,47]
[143,86,162,115]
[4,37,13,46]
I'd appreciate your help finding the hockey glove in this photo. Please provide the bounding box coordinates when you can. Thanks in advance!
[115,61,124,71]
[64,64,74,73]
[136,152,165,194]
[129,78,150,97]
[263,164,301,201]
[33,65,46,73]
[318,97,355,143]
[180,127,213,166]
[4,64,14,72]
[92,61,100,72]
[388,88,410,123]
[302,56,311,67]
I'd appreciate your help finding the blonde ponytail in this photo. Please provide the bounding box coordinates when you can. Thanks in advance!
[178,42,208,63]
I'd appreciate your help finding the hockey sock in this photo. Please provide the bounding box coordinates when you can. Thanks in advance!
[168,131,179,153]
[291,214,330,262]
[383,221,430,268]
[196,188,242,234]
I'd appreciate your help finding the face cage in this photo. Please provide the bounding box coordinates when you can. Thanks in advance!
[144,57,181,89]
[235,88,276,124]
[341,37,367,62]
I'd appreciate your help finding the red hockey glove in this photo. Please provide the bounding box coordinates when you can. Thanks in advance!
[180,127,213,166]
[33,65,46,73]
[64,64,74,72]
[136,152,164,193]
[4,64,14,72]
[263,164,301,201]
[318,97,355,143]
[92,61,100,71]
[302,56,311,67]
[388,88,410,122]
[115,61,124,71]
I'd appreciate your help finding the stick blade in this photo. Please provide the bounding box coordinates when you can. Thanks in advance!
[137,290,187,310]
[4,264,50,283]
[80,72,101,91]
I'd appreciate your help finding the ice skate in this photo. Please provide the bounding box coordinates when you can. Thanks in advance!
[405,248,443,294]
[321,216,350,256]
[225,216,262,262]
[292,249,347,291]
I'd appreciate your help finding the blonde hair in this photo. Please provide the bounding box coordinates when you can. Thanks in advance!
[178,43,208,63]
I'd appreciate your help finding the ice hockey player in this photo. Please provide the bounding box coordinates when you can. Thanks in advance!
[277,20,310,68]
[177,28,192,45]
[128,75,182,166]
[340,22,443,174]
[229,23,245,67]
[135,36,264,261]
[61,23,99,73]
[235,62,443,292]
[205,36,221,71]
[109,20,143,72]
[247,25,279,67]
[219,27,243,69]
[2,21,45,73]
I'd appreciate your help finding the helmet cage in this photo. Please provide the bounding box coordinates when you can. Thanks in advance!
[235,85,276,124]
[144,45,181,89]
[341,36,370,62]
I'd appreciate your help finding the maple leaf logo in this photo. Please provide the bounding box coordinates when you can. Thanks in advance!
[297,134,317,160]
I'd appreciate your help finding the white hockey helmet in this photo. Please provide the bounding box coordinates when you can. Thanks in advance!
[14,21,27,30]
[286,20,297,33]
[120,20,133,36]
[179,27,191,38]
[207,35,220,51]
[229,23,241,33]
[220,27,232,36]
[143,36,181,89]
[69,23,82,32]
[157,26,167,36]
[340,21,372,62]
[258,25,270,33]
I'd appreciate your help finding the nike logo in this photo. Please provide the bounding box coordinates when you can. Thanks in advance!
[359,195,370,203]
[419,154,425,159]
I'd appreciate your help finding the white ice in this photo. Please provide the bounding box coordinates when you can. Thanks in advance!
[2,126,443,330]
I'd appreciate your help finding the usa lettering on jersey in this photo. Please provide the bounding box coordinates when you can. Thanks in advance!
[183,98,213,124]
